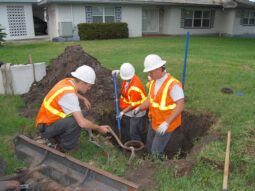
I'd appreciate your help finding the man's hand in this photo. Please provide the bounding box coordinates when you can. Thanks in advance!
[117,111,124,120]
[112,70,120,77]
[98,125,110,134]
[83,97,91,110]
[133,107,140,116]
[156,121,169,135]
[77,93,91,110]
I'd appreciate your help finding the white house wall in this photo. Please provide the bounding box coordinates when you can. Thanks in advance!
[42,3,255,39]
[57,4,86,36]
[232,9,255,35]
[0,3,35,40]
[47,4,58,39]
[48,3,142,38]
[218,9,235,35]
[122,5,142,37]
[162,6,221,35]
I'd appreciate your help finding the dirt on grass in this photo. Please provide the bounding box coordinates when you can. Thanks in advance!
[21,45,219,190]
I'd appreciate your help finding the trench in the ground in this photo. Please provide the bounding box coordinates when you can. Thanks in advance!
[100,110,217,159]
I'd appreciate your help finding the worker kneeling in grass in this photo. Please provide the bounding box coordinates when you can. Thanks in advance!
[134,54,184,159]
[112,63,147,143]
[36,65,110,152]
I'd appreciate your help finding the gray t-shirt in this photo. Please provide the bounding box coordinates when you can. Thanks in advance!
[58,79,81,114]
[153,73,184,101]
[58,93,81,114]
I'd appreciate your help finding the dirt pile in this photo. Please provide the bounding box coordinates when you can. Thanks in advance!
[22,45,118,126]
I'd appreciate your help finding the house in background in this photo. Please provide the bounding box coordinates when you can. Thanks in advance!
[1,0,255,40]
[0,0,47,40]
[38,0,255,39]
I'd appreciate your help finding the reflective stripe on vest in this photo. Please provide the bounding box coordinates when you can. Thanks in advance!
[149,78,176,111]
[43,86,75,118]
[121,86,147,106]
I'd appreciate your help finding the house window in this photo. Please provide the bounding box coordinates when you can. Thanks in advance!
[182,9,213,28]
[7,5,27,36]
[241,11,255,26]
[92,6,115,23]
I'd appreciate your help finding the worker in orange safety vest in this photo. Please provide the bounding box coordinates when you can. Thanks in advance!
[112,63,147,142]
[133,54,184,159]
[36,65,110,152]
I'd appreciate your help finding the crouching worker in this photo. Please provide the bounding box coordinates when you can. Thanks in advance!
[112,63,147,142]
[134,54,184,159]
[36,65,110,152]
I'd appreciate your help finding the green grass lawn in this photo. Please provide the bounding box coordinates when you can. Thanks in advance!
[0,36,255,190]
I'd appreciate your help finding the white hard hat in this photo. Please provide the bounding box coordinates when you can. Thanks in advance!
[143,54,166,72]
[120,63,135,80]
[71,65,96,84]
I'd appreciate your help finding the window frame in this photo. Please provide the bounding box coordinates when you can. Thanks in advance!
[241,11,255,26]
[183,9,212,29]
[92,6,115,23]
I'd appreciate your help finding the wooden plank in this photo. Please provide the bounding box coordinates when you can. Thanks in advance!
[222,131,231,191]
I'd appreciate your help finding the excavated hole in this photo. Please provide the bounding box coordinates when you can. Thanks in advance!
[124,140,144,152]
[107,110,216,159]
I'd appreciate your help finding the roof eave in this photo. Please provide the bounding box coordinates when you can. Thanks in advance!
[0,0,38,3]
[236,0,255,6]
[38,0,223,6]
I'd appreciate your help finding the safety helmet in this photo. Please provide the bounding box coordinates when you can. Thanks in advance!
[71,65,96,84]
[120,63,135,80]
[143,54,166,72]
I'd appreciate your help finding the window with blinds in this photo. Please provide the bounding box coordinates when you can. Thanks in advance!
[85,6,121,23]
[240,11,255,26]
[181,9,215,29]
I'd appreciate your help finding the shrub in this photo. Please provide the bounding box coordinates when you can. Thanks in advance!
[0,25,6,46]
[78,22,128,40]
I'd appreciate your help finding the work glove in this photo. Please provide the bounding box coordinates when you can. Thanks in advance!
[117,111,124,120]
[133,107,140,116]
[156,121,169,135]
[112,70,120,77]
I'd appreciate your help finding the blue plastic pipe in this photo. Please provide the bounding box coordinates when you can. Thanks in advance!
[182,32,190,89]
[113,73,121,136]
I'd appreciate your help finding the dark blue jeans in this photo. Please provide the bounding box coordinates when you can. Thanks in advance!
[121,115,145,143]
[130,116,144,141]
[39,111,88,151]
[146,122,172,159]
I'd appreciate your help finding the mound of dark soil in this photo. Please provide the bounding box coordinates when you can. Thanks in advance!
[22,45,119,126]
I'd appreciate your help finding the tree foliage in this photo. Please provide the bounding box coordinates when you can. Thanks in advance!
[0,25,7,45]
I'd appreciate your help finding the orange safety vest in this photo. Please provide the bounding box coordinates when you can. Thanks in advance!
[119,75,147,110]
[36,78,76,127]
[148,75,182,133]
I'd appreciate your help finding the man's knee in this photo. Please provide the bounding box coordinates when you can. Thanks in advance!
[59,126,81,151]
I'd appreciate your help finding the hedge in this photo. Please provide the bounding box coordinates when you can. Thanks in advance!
[78,22,128,40]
